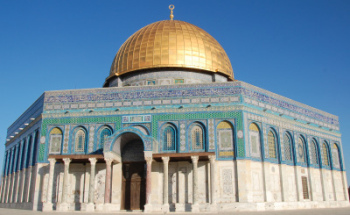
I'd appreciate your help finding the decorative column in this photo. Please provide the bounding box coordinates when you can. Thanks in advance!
[104,158,113,204]
[57,158,71,211]
[191,156,199,212]
[208,155,217,211]
[144,155,153,212]
[42,158,56,211]
[162,157,170,213]
[86,158,97,211]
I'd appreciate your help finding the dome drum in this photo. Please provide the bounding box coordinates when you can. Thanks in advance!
[105,67,229,87]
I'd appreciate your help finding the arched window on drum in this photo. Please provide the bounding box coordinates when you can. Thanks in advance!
[163,125,176,151]
[49,127,63,154]
[249,123,261,158]
[331,143,341,169]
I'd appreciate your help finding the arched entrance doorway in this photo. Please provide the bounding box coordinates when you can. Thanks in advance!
[118,132,146,210]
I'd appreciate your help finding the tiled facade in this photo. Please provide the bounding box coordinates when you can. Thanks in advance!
[0,80,348,212]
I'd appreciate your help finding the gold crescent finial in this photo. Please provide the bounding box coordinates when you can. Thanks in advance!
[169,4,175,20]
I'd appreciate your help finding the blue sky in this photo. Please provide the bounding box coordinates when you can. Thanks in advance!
[0,0,350,184]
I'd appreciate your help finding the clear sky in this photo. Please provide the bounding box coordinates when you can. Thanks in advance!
[0,0,350,184]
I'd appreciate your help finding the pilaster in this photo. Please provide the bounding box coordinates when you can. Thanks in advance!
[191,156,199,212]
[209,155,217,211]
[161,156,170,213]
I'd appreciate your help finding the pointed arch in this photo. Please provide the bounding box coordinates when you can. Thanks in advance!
[297,136,306,163]
[49,127,63,154]
[74,127,87,153]
[322,141,330,167]
[310,138,319,165]
[99,126,113,150]
[331,143,341,169]
[189,122,206,151]
[162,124,176,151]
[268,129,277,159]
[249,122,261,158]
[217,121,235,156]
[283,132,293,161]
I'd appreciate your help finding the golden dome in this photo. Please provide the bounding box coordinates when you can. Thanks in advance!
[106,20,234,83]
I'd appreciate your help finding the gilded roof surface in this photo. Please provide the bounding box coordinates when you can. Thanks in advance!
[107,20,234,81]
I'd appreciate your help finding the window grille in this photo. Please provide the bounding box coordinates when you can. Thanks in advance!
[322,143,329,166]
[310,139,318,164]
[163,126,175,151]
[302,176,309,199]
[332,144,340,168]
[191,125,204,150]
[268,130,276,158]
[75,129,86,152]
[283,133,292,161]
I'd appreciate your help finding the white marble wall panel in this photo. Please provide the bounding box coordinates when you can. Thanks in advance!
[111,163,122,205]
[333,171,345,200]
[282,165,297,202]
[264,163,282,202]
[33,164,48,211]
[323,169,335,201]
[150,162,162,205]
[296,166,310,201]
[197,162,209,204]
[94,164,106,204]
[250,161,265,202]
[83,166,90,204]
[217,161,237,203]
[310,168,323,201]
[68,164,86,206]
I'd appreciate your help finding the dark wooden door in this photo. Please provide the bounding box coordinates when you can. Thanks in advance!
[122,162,146,210]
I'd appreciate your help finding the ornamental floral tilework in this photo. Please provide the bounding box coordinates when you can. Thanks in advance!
[208,119,215,150]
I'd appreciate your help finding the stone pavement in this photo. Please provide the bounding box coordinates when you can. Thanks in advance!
[0,207,350,215]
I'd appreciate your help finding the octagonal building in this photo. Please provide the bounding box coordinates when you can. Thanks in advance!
[0,10,348,213]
